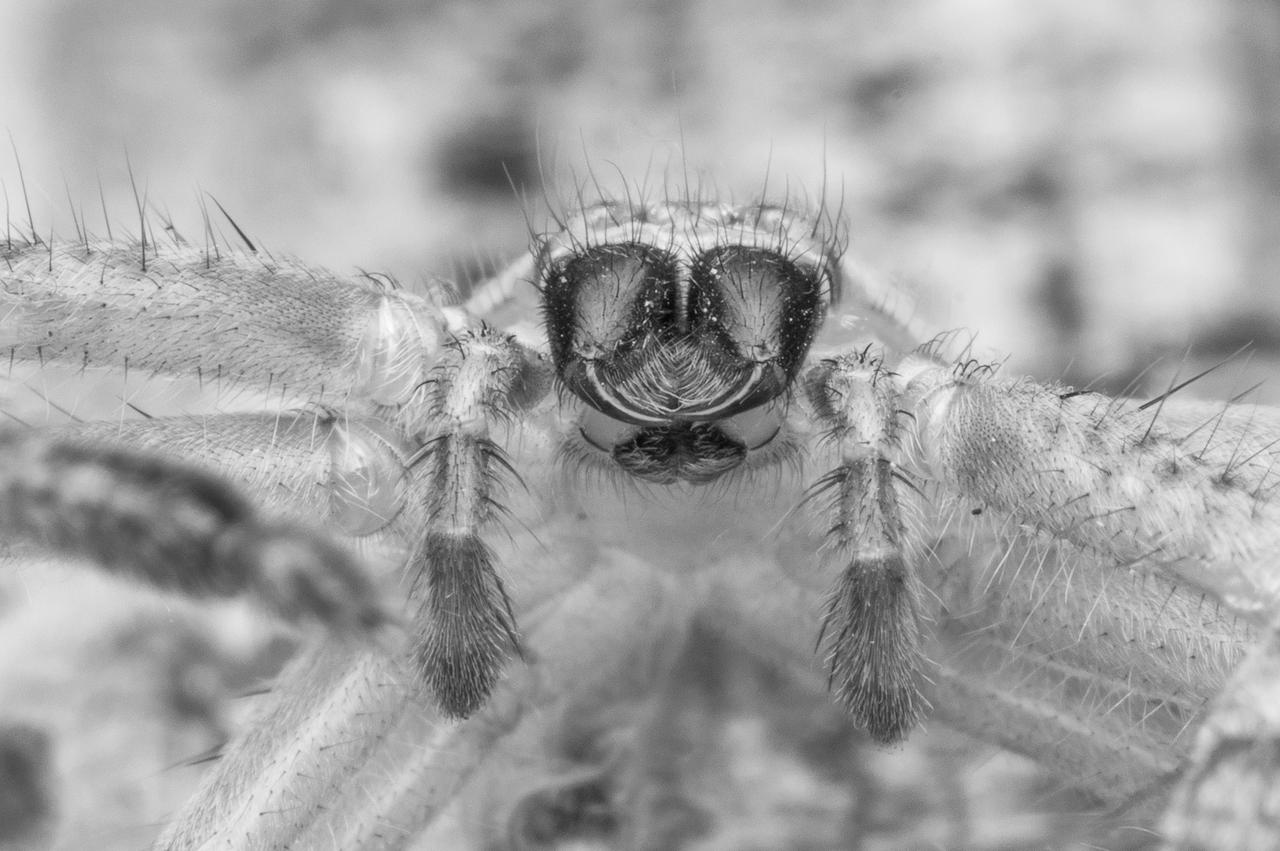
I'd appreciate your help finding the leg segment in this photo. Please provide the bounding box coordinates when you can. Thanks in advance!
[55,410,414,537]
[803,350,928,743]
[894,353,1280,840]
[406,328,553,717]
[0,427,391,634]
[157,533,675,850]
[2,240,461,408]
[1162,621,1280,850]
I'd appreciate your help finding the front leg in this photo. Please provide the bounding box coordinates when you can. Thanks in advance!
[407,328,552,716]
[898,354,1280,612]
[803,351,929,743]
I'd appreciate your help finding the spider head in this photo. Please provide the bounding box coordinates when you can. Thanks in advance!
[537,201,840,484]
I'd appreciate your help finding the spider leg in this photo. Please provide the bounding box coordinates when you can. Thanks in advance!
[711,470,1248,824]
[0,426,392,635]
[2,239,460,408]
[49,410,415,538]
[890,353,1280,837]
[801,350,929,743]
[406,327,553,717]
[896,354,1280,608]
[732,345,1272,833]
[2,233,515,640]
[1161,621,1280,850]
[157,527,677,850]
[927,538,1244,809]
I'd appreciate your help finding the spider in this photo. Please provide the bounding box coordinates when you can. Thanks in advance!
[3,185,1279,850]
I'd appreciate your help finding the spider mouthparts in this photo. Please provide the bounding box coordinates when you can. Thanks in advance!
[611,422,748,484]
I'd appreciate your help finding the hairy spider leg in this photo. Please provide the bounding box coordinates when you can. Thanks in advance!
[407,328,553,716]
[803,350,929,743]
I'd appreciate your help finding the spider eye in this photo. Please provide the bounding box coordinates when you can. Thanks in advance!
[540,242,826,426]
[542,243,678,368]
[688,245,826,380]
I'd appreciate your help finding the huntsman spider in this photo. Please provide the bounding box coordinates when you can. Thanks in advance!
[3,187,1278,850]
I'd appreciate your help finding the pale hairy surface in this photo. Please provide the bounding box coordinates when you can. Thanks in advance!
[2,206,1279,851]
[0,242,457,413]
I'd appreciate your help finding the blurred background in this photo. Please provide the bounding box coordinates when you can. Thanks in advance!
[2,0,1280,848]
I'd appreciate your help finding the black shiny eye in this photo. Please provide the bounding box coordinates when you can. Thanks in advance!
[688,246,826,381]
[541,244,678,370]
[540,205,834,483]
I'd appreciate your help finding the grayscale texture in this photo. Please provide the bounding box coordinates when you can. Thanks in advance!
[3,3,1280,850]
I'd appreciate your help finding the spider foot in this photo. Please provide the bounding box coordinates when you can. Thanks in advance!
[411,531,520,718]
[820,552,927,744]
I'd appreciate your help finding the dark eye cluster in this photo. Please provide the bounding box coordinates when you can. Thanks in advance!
[539,210,835,483]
